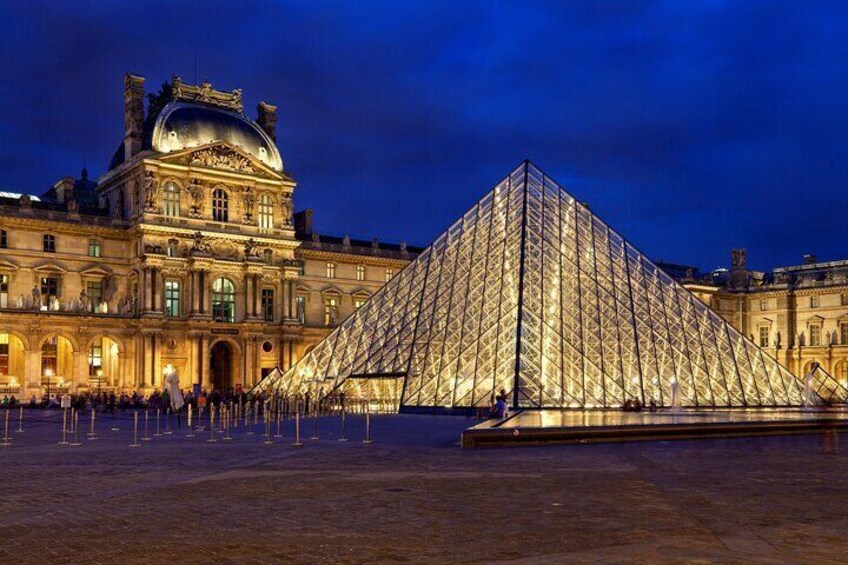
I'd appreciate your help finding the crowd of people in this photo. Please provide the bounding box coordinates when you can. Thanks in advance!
[0,388,253,412]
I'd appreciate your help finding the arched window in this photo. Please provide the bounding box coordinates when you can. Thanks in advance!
[212,278,235,322]
[163,182,180,217]
[839,360,848,382]
[212,189,229,222]
[258,193,273,229]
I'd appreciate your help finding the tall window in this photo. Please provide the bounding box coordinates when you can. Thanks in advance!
[86,281,102,311]
[165,281,180,317]
[326,262,336,279]
[41,337,58,376]
[212,189,229,222]
[43,234,56,253]
[324,297,338,326]
[810,295,820,308]
[212,278,235,322]
[0,229,7,248]
[88,239,101,258]
[261,288,274,321]
[840,322,848,346]
[810,324,822,346]
[385,268,394,282]
[166,239,178,258]
[0,274,7,308]
[88,339,102,376]
[0,334,8,374]
[258,193,273,229]
[841,361,848,382]
[758,326,769,347]
[759,299,768,311]
[356,265,365,281]
[295,296,306,323]
[353,298,366,310]
[40,277,58,300]
[163,182,181,217]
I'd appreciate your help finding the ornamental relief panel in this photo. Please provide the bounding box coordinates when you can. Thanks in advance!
[183,146,256,174]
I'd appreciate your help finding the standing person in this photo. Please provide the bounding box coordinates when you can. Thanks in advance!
[164,371,185,428]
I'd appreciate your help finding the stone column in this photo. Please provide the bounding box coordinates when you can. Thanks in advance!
[191,271,200,314]
[200,334,211,389]
[152,334,162,388]
[245,275,254,319]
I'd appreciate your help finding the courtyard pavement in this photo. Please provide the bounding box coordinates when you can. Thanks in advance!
[0,408,846,564]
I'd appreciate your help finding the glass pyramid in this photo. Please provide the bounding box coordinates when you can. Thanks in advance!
[260,162,848,408]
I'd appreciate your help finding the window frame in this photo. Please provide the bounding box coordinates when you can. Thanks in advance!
[212,188,229,223]
[212,277,236,322]
[164,280,180,317]
[258,193,274,230]
[43,234,56,253]
[162,181,181,218]
[261,288,274,322]
[88,238,102,258]
[326,262,336,279]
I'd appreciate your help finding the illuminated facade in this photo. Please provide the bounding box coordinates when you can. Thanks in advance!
[261,162,848,408]
[0,74,416,398]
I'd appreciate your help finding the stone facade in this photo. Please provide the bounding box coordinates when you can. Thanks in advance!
[0,74,419,399]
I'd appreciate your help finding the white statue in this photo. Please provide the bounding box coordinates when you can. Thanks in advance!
[164,370,185,412]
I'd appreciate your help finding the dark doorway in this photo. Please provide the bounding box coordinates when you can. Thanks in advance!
[210,341,233,391]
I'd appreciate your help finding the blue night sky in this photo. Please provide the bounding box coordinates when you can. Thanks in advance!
[1,1,847,272]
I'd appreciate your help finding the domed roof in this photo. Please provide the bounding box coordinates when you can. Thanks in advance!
[150,102,283,171]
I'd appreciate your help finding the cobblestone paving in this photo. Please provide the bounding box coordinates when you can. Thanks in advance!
[0,410,846,564]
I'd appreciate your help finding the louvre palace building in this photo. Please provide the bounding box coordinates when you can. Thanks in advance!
[0,73,846,400]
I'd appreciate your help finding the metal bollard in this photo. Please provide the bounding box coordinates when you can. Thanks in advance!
[16,405,24,433]
[142,410,151,441]
[311,400,319,440]
[129,412,140,447]
[111,406,120,431]
[186,405,195,438]
[70,407,76,433]
[1,410,11,446]
[292,409,303,447]
[59,409,69,445]
[363,404,373,445]
[164,408,173,435]
[338,405,348,442]
[235,401,240,429]
[245,403,254,435]
[69,411,82,446]
[207,407,217,443]
[274,408,282,439]
[87,408,98,440]
[254,400,259,426]
[223,406,232,441]
[154,409,162,437]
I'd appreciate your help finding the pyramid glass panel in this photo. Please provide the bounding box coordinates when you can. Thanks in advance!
[257,162,848,408]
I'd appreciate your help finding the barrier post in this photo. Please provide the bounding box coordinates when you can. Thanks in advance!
[16,405,24,433]
[223,406,232,441]
[246,402,254,435]
[363,397,373,445]
[292,408,303,447]
[186,404,194,438]
[207,407,217,443]
[129,411,140,447]
[164,408,173,435]
[142,410,151,441]
[154,409,162,437]
[69,411,82,446]
[58,409,68,445]
[1,410,11,446]
[338,404,348,442]
[87,408,98,440]
[274,407,282,439]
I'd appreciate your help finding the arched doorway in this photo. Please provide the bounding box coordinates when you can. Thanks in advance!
[0,333,26,394]
[210,341,233,392]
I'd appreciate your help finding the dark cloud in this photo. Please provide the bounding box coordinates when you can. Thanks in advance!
[1,0,847,271]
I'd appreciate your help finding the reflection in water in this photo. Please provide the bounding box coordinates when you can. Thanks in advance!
[497,408,848,429]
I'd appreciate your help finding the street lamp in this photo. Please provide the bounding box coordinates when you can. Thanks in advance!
[44,368,54,404]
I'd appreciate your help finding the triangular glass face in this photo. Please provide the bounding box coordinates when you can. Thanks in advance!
[259,162,848,408]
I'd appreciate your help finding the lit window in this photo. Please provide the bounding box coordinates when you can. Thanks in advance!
[40,277,58,299]
[0,334,8,374]
[295,295,306,323]
[758,326,769,347]
[165,281,180,317]
[212,278,235,322]
[810,295,820,308]
[41,336,58,375]
[86,281,102,311]
[840,322,848,346]
[810,325,822,346]
[759,299,767,311]
[324,297,338,326]
[0,274,8,308]
[326,262,336,279]
[385,268,394,282]
[43,234,56,253]
[261,289,274,321]
[212,189,229,222]
[258,193,274,229]
[163,182,180,217]
[354,298,366,309]
[841,361,848,381]
[88,339,102,376]
[166,239,178,258]
[88,239,101,258]
[0,229,7,248]
[356,264,365,281]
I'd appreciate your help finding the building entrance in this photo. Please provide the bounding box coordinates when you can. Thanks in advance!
[210,341,233,391]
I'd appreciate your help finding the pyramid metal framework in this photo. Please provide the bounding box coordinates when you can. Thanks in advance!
[259,162,848,408]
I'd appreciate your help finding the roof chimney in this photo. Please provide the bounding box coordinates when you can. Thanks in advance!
[257,101,278,142]
[803,253,818,265]
[294,209,314,237]
[123,73,145,161]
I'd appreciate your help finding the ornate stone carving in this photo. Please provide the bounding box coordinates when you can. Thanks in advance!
[731,248,747,268]
[190,231,210,255]
[240,187,256,224]
[67,199,79,213]
[210,238,240,260]
[112,190,124,218]
[279,194,293,227]
[18,194,32,209]
[142,171,160,212]
[187,146,255,174]
[186,179,206,218]
[171,76,243,113]
[243,238,259,259]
